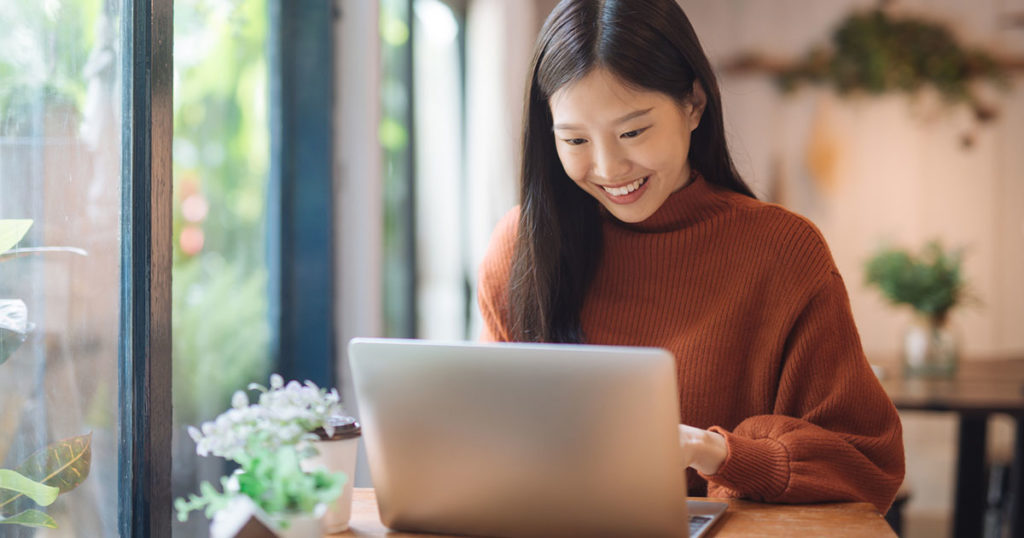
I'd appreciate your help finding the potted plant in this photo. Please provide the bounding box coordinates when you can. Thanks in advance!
[175,441,343,537]
[231,375,361,532]
[176,374,358,536]
[865,240,967,378]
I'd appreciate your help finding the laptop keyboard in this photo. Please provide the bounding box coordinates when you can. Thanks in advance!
[689,515,713,537]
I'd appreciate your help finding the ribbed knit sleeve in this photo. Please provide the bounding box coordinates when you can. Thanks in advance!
[477,207,518,342]
[703,270,905,514]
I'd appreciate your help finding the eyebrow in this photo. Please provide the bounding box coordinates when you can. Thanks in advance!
[552,107,654,131]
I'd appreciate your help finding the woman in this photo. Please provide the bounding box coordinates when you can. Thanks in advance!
[477,0,905,513]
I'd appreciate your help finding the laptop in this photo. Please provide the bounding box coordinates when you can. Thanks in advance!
[348,338,727,538]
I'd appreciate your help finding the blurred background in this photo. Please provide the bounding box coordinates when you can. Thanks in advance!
[1,0,1022,537]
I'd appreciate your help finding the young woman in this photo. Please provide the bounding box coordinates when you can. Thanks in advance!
[477,0,904,513]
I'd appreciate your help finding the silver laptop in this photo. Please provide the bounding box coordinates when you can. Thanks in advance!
[348,338,727,538]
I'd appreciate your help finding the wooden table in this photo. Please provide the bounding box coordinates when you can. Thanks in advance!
[879,357,1024,538]
[336,488,894,537]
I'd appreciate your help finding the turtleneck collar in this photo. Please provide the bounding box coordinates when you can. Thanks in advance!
[602,170,736,233]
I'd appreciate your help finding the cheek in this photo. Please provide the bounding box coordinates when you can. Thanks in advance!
[629,144,668,172]
[643,132,690,171]
[555,148,589,184]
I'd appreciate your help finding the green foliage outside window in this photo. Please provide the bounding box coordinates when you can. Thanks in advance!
[380,0,414,338]
[172,3,271,535]
[172,0,271,425]
[0,0,104,119]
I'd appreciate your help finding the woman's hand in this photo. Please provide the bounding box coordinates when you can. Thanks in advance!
[678,424,728,476]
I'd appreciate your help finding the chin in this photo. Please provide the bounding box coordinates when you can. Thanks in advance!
[604,205,654,223]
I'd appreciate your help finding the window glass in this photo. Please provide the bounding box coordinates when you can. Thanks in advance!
[0,1,121,536]
[381,0,470,340]
[412,0,468,340]
[171,0,270,536]
[380,0,415,338]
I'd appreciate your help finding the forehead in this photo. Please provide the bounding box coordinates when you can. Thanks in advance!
[549,68,672,127]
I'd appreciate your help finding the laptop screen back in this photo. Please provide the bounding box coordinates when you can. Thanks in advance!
[349,338,690,538]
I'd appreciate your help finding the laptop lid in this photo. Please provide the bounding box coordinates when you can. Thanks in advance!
[349,338,690,538]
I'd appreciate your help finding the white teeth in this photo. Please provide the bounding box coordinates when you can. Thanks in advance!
[602,176,647,196]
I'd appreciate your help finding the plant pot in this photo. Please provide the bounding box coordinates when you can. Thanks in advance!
[902,316,958,378]
[209,496,326,538]
[302,417,361,534]
[271,507,326,538]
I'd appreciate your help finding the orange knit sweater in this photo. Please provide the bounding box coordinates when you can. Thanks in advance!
[477,173,905,513]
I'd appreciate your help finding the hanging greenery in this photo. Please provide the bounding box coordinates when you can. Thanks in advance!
[724,7,1020,134]
[776,9,1008,107]
[722,7,1022,147]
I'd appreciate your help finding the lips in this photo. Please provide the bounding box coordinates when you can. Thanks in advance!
[596,176,651,205]
[600,176,648,196]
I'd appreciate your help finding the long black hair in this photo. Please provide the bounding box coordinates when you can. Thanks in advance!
[508,0,756,343]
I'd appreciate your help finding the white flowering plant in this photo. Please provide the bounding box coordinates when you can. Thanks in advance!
[187,374,345,461]
[175,374,348,527]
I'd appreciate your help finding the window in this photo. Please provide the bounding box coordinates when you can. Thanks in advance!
[381,0,472,340]
[380,0,416,338]
[1,0,176,535]
[2,0,175,534]
[171,1,271,536]
[3,0,341,534]
[412,0,469,340]
[0,1,124,535]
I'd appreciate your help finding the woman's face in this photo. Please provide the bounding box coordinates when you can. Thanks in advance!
[549,68,703,223]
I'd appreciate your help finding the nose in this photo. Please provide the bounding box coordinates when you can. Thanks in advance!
[591,141,630,182]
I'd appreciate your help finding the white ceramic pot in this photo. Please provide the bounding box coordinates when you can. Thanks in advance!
[301,417,361,534]
[273,507,326,538]
[209,496,326,538]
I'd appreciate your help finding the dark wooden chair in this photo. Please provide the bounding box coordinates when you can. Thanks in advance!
[885,482,912,536]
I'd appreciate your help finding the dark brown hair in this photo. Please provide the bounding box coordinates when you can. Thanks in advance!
[509,0,755,343]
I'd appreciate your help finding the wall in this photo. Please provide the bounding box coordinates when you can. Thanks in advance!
[334,0,383,488]
[682,0,1024,359]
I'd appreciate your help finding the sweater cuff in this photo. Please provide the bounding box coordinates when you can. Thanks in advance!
[702,426,791,501]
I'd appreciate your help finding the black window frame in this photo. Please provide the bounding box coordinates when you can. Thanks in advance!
[119,0,173,536]
[267,0,337,389]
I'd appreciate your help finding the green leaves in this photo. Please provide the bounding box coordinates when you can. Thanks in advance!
[174,477,237,521]
[0,470,59,506]
[0,219,34,365]
[234,445,344,517]
[0,299,29,365]
[175,444,345,525]
[0,433,92,515]
[0,220,32,255]
[865,241,966,322]
[0,509,57,528]
[0,219,86,263]
[0,471,60,529]
[778,9,1007,102]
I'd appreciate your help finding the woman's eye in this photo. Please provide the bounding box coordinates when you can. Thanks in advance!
[563,138,587,146]
[621,128,647,139]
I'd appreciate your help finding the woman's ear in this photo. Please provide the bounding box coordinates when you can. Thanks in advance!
[686,80,707,132]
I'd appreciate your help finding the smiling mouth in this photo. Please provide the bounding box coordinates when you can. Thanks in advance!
[601,176,648,196]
